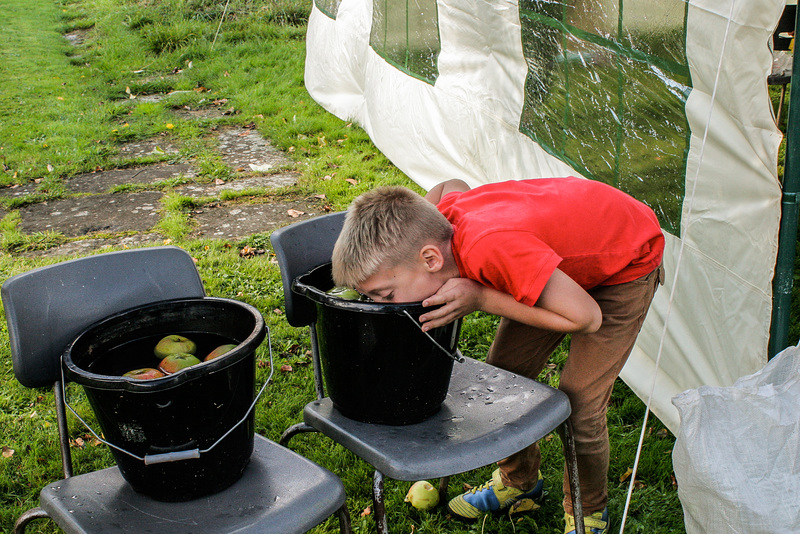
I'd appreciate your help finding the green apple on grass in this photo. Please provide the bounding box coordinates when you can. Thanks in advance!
[154,334,197,359]
[404,480,439,510]
[159,353,202,374]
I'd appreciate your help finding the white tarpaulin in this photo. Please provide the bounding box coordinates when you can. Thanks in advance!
[304,0,785,432]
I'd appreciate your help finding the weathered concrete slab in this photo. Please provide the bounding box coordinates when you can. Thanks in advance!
[115,139,180,160]
[176,173,299,198]
[218,127,292,172]
[190,201,325,240]
[66,164,196,193]
[20,233,166,259]
[0,182,38,199]
[19,192,163,237]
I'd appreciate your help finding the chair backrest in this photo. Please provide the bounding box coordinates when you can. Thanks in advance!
[2,246,206,388]
[270,212,346,327]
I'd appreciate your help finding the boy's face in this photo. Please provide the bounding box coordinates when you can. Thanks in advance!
[357,262,444,304]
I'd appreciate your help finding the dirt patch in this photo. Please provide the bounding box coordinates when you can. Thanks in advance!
[18,192,164,237]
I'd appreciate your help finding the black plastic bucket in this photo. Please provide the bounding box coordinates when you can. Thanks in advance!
[293,263,461,425]
[62,297,266,502]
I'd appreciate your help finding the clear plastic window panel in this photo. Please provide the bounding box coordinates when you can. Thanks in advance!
[519,0,689,235]
[370,0,441,84]
[314,0,341,19]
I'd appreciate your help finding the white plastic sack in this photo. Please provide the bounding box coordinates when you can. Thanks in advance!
[671,344,800,533]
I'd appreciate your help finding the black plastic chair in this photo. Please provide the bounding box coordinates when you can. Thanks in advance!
[271,211,584,534]
[2,246,351,534]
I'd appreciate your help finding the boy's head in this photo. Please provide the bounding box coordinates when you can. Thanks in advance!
[331,186,453,299]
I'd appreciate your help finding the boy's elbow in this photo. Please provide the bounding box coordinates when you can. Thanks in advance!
[581,307,602,333]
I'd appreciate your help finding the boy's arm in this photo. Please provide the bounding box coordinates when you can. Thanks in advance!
[420,269,602,333]
[424,179,471,204]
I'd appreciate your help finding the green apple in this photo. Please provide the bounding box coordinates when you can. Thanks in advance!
[123,367,165,380]
[204,343,238,362]
[404,480,439,510]
[326,286,362,300]
[158,353,202,374]
[154,334,197,359]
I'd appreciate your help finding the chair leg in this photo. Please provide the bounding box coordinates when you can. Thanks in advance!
[336,502,353,534]
[560,419,585,533]
[279,422,317,447]
[437,476,450,508]
[14,507,50,534]
[372,470,389,534]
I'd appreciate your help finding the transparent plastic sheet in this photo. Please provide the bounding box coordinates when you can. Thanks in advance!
[304,0,784,432]
[672,344,800,533]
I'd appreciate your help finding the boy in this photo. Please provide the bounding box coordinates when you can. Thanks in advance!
[331,177,664,534]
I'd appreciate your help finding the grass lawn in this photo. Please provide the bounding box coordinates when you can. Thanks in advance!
[0,0,790,533]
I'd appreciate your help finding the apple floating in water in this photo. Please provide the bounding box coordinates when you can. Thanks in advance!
[159,353,202,374]
[123,367,165,380]
[154,334,197,359]
[326,286,362,300]
[204,343,238,362]
[404,480,439,510]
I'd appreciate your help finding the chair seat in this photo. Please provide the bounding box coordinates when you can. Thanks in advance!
[304,356,571,480]
[39,434,345,534]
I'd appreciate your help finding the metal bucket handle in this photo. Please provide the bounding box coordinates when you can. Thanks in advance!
[401,310,465,363]
[60,328,275,465]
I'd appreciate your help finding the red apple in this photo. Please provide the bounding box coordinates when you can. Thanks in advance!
[159,353,202,374]
[204,343,238,362]
[123,367,165,380]
[154,334,196,359]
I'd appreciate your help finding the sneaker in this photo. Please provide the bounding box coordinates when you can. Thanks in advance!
[564,507,609,534]
[446,468,544,520]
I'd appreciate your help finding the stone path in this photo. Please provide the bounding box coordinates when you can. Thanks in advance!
[0,122,329,258]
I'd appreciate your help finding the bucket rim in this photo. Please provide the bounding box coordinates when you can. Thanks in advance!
[62,296,265,392]
[292,263,428,314]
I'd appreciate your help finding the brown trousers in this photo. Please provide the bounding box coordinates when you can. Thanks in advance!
[487,264,664,515]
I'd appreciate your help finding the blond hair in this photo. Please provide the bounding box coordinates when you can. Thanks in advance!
[332,186,453,288]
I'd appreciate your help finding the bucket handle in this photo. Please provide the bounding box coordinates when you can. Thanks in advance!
[401,310,465,363]
[60,328,276,465]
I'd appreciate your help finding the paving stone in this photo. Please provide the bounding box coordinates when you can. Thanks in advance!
[190,201,325,240]
[0,182,39,199]
[176,173,299,198]
[116,139,180,160]
[20,233,167,259]
[19,192,164,237]
[66,164,196,193]
[218,127,291,172]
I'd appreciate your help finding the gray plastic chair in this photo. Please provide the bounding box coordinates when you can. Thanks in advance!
[3,246,350,534]
[271,211,585,534]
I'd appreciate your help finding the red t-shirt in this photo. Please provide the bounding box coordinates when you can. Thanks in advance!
[436,177,665,307]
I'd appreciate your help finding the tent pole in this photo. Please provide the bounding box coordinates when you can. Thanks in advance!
[770,6,800,359]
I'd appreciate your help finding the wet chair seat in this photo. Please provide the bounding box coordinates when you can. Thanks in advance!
[271,211,584,534]
[3,246,349,534]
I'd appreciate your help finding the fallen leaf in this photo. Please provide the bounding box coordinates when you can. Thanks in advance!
[313,194,326,199]
[280,364,293,373]
[360,506,371,517]
[345,178,358,186]
[287,209,304,218]
[1,446,14,459]
[214,178,225,185]
[46,164,54,173]
[619,467,633,482]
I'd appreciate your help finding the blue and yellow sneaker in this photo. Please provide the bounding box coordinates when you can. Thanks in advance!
[564,507,609,534]
[446,468,544,520]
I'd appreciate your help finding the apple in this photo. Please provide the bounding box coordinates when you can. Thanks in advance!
[404,480,439,510]
[158,353,202,374]
[204,343,238,362]
[123,367,165,380]
[154,334,197,359]
[326,286,362,300]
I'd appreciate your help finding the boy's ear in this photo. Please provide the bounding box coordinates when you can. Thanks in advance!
[419,244,444,272]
